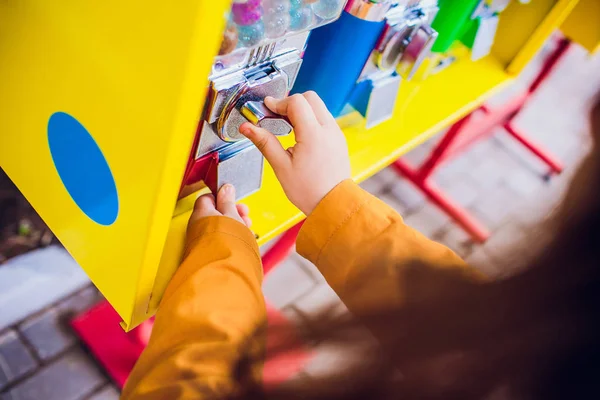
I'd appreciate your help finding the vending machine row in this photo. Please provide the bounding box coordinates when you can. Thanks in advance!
[182,0,443,200]
[182,0,511,201]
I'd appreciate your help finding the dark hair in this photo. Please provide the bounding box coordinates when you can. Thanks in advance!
[234,95,600,400]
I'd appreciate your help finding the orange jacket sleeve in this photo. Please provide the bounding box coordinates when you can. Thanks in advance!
[297,179,478,317]
[123,179,477,399]
[122,216,266,400]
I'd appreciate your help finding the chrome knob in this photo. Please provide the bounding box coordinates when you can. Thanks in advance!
[396,24,438,80]
[217,68,291,142]
[241,101,292,136]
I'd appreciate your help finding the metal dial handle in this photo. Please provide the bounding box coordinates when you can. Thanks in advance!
[241,101,292,136]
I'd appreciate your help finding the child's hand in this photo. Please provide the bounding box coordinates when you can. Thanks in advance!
[239,92,351,215]
[189,184,252,228]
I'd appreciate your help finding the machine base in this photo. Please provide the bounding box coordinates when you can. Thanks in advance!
[71,300,312,390]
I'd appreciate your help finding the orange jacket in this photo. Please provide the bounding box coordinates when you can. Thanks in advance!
[122,180,470,399]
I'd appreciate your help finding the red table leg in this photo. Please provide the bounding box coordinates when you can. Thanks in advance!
[503,123,564,174]
[392,159,490,243]
[391,38,571,242]
[498,36,570,176]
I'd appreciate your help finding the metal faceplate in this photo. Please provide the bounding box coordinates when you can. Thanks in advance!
[216,142,265,200]
[218,67,290,142]
[349,4,438,129]
[396,23,439,79]
[359,5,438,81]
[364,74,402,128]
[196,50,302,158]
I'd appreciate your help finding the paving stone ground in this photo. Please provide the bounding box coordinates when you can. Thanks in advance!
[0,42,598,398]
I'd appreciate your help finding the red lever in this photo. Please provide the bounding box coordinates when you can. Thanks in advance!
[179,151,219,196]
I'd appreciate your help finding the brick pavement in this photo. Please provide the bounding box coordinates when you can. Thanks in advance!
[0,43,598,397]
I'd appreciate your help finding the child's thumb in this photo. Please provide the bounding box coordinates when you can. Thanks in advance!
[239,122,290,170]
[216,184,237,215]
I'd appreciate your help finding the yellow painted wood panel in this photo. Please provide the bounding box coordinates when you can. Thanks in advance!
[492,0,579,74]
[0,0,229,329]
[561,0,600,53]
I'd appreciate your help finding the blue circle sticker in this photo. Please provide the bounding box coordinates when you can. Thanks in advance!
[48,112,119,225]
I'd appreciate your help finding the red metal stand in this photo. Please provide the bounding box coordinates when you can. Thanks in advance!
[71,221,309,389]
[392,38,571,243]
[262,221,304,275]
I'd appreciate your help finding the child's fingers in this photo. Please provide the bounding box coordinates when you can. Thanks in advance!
[236,203,250,218]
[264,95,320,140]
[216,184,243,223]
[189,193,219,227]
[239,122,291,171]
[236,204,252,228]
[241,215,252,228]
[302,91,336,126]
[193,194,216,214]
